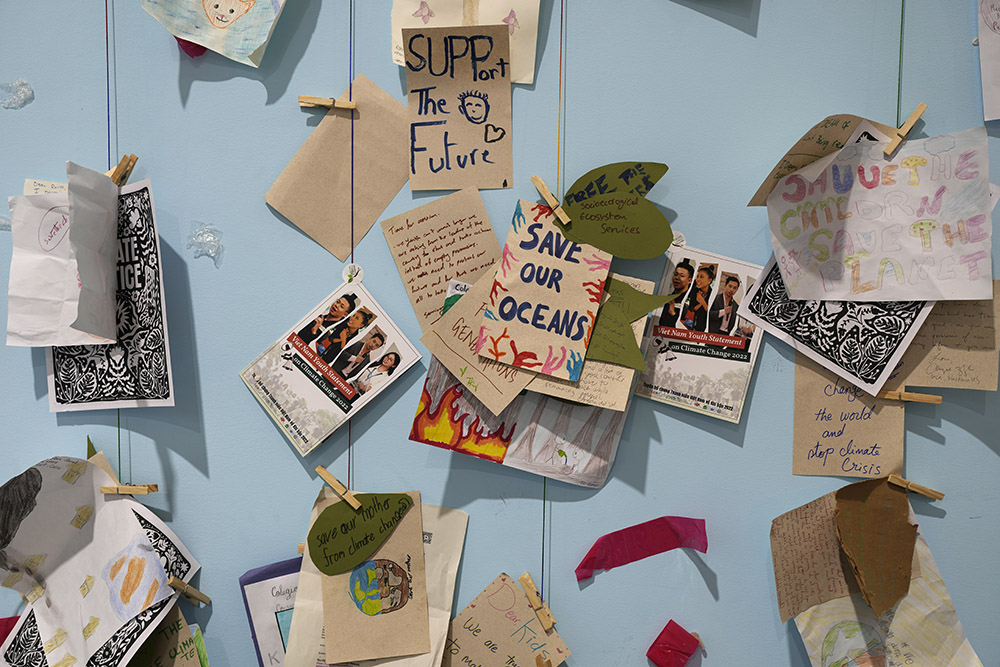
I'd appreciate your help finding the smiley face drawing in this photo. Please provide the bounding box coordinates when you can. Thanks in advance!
[457,90,490,125]
[202,0,256,28]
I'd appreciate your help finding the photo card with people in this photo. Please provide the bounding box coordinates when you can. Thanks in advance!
[240,280,421,456]
[637,246,764,423]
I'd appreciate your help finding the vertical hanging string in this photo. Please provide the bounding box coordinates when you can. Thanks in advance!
[346,0,356,490]
[896,0,905,126]
[541,0,566,605]
[106,0,124,477]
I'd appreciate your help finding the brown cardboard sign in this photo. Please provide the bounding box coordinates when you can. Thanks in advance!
[129,605,201,667]
[834,477,917,617]
[793,354,904,478]
[266,74,409,261]
[403,24,513,190]
[442,573,571,667]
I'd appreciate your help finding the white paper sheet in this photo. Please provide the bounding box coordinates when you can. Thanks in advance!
[391,0,541,84]
[0,457,200,667]
[6,162,118,347]
[741,257,934,395]
[767,127,993,301]
[980,1,1000,121]
[45,179,176,412]
[284,491,468,667]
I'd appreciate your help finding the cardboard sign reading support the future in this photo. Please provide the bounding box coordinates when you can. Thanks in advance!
[403,24,513,190]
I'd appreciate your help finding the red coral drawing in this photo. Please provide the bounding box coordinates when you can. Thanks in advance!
[531,203,553,221]
[510,340,542,368]
[490,279,508,305]
[487,328,510,361]
[500,244,520,279]
[583,280,604,303]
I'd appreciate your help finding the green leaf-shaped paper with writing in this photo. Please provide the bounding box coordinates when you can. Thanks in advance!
[586,278,677,371]
[560,162,672,259]
[307,493,414,575]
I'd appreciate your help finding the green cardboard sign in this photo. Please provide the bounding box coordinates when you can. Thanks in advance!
[307,493,414,575]
[586,278,677,370]
[559,162,672,259]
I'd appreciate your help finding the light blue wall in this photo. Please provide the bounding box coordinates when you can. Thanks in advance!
[1,1,998,665]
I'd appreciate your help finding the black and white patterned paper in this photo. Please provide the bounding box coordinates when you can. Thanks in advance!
[45,179,174,412]
[741,257,934,394]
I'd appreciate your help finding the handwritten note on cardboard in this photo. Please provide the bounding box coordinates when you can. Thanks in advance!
[423,265,535,415]
[403,24,513,190]
[479,201,612,382]
[443,573,570,667]
[894,280,999,390]
[793,354,904,479]
[381,188,500,332]
[130,605,200,667]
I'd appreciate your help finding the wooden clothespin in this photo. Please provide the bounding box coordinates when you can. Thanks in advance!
[691,632,706,653]
[884,103,927,157]
[105,154,138,186]
[315,465,362,510]
[535,655,552,667]
[298,95,357,110]
[297,542,305,554]
[877,390,942,404]
[530,175,572,227]
[887,474,945,501]
[100,484,158,495]
[168,576,211,606]
[518,572,556,632]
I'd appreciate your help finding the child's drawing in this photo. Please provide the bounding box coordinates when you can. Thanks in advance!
[203,0,256,28]
[458,90,490,125]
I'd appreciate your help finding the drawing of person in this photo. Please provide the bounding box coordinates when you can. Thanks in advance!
[708,275,741,335]
[457,90,490,124]
[657,259,694,328]
[317,308,375,361]
[331,330,386,380]
[681,264,715,332]
[297,293,358,345]
[351,352,401,395]
[202,0,256,28]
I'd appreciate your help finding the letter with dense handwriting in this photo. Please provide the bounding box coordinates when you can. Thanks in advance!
[403,24,513,190]
[478,201,612,382]
[442,574,570,667]
[792,354,903,478]
[380,188,500,333]
[766,126,993,301]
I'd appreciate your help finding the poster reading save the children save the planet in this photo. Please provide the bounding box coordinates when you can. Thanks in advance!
[403,24,513,190]
[767,126,993,302]
[479,201,612,382]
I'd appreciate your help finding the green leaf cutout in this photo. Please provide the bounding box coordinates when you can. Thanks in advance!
[559,162,672,259]
[586,278,678,371]
[307,493,414,575]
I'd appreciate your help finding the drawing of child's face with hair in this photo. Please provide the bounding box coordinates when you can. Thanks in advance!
[458,90,490,124]
[203,0,256,28]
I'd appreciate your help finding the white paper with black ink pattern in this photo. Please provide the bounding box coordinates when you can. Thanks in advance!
[45,179,174,413]
[741,257,934,395]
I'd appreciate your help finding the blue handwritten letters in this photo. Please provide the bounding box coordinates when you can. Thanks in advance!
[404,24,513,190]
[793,354,904,478]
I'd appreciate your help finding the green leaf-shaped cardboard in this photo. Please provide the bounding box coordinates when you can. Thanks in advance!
[559,162,672,259]
[586,278,678,371]
[307,493,414,575]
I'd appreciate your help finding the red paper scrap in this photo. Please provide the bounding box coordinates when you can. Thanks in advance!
[175,37,207,58]
[646,620,699,667]
[575,516,707,582]
[0,617,18,644]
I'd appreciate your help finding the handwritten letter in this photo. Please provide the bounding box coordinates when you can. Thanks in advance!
[793,354,903,478]
[381,188,500,332]
[403,24,512,190]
